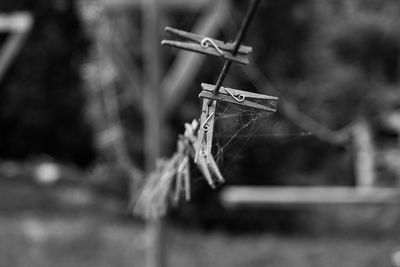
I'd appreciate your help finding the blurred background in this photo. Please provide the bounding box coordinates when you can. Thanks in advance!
[1,0,400,266]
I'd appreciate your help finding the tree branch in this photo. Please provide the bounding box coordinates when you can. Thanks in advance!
[243,65,351,145]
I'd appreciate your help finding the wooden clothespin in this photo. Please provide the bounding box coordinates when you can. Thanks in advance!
[184,120,225,189]
[193,83,278,171]
[194,144,224,188]
[174,139,191,202]
[195,99,216,164]
[199,83,279,112]
[161,27,252,65]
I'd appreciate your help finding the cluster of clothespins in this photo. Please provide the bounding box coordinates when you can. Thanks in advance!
[161,1,278,197]
[134,119,224,218]
[177,119,225,193]
[135,0,279,216]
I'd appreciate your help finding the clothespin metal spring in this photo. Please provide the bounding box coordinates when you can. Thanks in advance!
[200,37,224,56]
[201,109,215,131]
[224,87,245,103]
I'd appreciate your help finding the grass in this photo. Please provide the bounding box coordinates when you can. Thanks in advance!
[0,177,399,267]
[0,213,398,267]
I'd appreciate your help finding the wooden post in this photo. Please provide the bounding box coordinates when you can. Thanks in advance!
[221,186,400,206]
[141,0,166,267]
[353,118,376,189]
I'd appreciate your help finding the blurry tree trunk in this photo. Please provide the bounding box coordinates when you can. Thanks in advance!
[80,2,230,267]
[141,1,166,267]
[353,118,376,188]
[86,9,142,188]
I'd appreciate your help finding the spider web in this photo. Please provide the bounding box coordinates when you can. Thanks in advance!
[210,96,278,170]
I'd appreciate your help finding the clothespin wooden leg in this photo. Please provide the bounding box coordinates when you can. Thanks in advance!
[174,163,183,203]
[196,154,215,188]
[208,154,225,185]
[175,140,189,203]
[205,100,216,164]
[177,156,189,196]
[194,100,208,163]
[196,99,216,163]
[183,155,191,201]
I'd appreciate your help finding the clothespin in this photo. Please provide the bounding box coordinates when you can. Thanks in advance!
[184,120,225,189]
[195,148,224,188]
[174,139,191,202]
[161,27,252,65]
[199,83,279,112]
[195,99,216,164]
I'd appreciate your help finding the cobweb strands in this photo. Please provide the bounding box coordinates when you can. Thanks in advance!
[211,94,278,163]
[132,96,279,220]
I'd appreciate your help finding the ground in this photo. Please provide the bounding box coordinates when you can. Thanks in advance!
[0,213,398,267]
[0,175,399,267]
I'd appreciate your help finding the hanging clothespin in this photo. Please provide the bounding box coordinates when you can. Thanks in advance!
[161,27,252,65]
[195,141,225,188]
[195,99,216,165]
[183,120,225,189]
[174,138,191,202]
[199,83,279,112]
